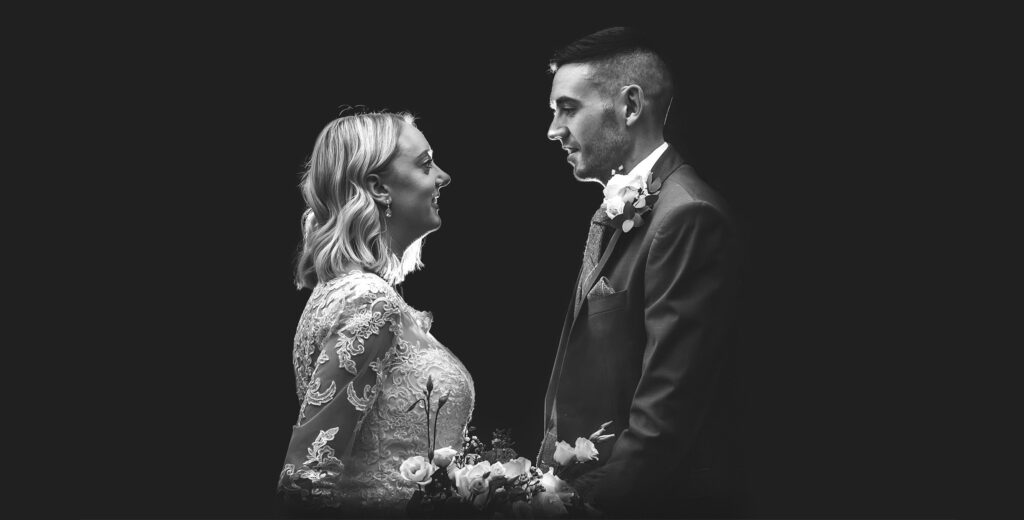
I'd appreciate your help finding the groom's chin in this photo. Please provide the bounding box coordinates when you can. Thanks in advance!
[573,170,607,185]
[571,165,598,183]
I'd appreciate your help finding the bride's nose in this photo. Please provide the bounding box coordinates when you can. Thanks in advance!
[437,167,451,189]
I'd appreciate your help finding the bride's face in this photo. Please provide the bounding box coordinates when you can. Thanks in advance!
[381,123,451,239]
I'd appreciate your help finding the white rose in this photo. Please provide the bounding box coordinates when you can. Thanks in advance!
[603,171,647,219]
[605,171,645,199]
[399,455,435,485]
[539,467,567,493]
[455,460,492,498]
[604,197,626,218]
[449,464,472,496]
[501,457,532,478]
[467,460,492,480]
[573,437,599,462]
[433,446,458,468]
[604,170,644,197]
[488,461,507,478]
[468,477,491,508]
[532,491,569,517]
[553,440,576,465]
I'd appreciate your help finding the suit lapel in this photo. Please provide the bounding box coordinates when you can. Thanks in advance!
[570,144,685,323]
[647,144,685,194]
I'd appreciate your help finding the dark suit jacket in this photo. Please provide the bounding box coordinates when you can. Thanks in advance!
[540,145,742,518]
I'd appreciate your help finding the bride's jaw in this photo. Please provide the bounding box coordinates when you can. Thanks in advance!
[386,208,443,259]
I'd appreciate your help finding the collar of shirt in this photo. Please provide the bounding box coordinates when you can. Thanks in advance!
[626,141,669,182]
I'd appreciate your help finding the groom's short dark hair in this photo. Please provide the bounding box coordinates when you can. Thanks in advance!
[549,26,674,123]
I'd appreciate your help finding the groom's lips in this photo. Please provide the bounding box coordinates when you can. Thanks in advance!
[564,147,580,163]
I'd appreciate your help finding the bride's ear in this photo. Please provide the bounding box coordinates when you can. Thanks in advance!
[366,173,391,204]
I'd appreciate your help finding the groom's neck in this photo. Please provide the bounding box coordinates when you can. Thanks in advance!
[621,132,666,174]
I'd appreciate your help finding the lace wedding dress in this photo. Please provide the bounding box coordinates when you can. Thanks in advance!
[278,271,475,515]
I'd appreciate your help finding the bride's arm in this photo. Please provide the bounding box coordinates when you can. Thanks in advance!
[279,293,403,505]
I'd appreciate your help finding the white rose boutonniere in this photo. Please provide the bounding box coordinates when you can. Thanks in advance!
[602,166,661,232]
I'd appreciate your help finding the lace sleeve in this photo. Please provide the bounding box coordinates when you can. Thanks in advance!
[279,285,403,508]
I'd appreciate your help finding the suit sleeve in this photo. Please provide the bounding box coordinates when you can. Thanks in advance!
[575,201,739,512]
[278,291,402,507]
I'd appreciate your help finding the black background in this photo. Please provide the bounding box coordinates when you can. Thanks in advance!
[83,4,971,519]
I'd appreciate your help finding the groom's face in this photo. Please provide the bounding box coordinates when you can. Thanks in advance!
[548,63,628,184]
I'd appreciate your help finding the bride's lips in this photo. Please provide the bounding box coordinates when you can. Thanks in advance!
[431,192,440,210]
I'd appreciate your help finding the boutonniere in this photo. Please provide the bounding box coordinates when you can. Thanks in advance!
[602,165,661,233]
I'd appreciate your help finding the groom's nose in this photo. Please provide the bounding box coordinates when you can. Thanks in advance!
[548,118,568,142]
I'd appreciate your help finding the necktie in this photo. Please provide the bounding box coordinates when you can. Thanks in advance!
[576,206,613,309]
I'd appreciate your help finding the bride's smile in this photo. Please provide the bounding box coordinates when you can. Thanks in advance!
[369,122,451,256]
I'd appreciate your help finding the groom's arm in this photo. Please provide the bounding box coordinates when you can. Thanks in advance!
[573,201,738,513]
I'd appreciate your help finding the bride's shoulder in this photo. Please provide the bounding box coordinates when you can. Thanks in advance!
[319,269,402,308]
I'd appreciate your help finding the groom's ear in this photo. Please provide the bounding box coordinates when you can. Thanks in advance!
[622,84,645,127]
[366,173,391,203]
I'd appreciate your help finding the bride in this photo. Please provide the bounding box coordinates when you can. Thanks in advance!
[278,111,473,516]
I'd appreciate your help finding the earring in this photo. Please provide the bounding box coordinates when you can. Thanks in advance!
[385,199,392,218]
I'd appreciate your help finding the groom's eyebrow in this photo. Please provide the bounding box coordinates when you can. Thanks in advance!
[551,96,579,109]
[415,149,433,162]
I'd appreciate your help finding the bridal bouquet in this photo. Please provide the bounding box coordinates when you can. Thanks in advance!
[399,377,613,518]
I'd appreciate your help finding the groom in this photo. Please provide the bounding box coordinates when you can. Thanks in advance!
[539,27,742,518]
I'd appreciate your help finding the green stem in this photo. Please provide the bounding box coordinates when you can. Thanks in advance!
[425,398,432,462]
[432,399,445,462]
[424,382,433,462]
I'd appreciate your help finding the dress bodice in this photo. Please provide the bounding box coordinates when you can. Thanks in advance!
[279,271,475,514]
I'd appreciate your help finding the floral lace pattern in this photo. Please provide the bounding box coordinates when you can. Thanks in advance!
[299,377,337,424]
[279,271,475,512]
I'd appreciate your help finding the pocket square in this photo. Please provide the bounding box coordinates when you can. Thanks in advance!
[588,276,617,299]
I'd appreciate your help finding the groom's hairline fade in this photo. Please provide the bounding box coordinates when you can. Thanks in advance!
[549,26,674,125]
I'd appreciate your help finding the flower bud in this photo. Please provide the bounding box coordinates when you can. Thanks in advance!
[433,446,458,468]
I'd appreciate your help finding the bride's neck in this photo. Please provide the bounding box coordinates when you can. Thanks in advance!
[387,228,415,259]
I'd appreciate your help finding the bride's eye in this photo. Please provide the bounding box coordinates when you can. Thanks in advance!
[422,159,434,174]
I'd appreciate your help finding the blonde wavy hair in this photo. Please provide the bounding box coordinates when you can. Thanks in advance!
[295,111,423,289]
